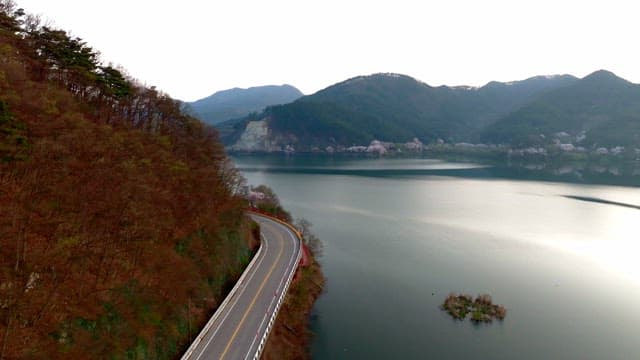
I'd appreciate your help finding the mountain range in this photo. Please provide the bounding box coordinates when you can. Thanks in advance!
[220,70,640,153]
[187,84,303,125]
[480,70,640,147]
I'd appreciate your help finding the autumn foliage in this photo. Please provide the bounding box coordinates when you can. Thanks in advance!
[0,2,252,359]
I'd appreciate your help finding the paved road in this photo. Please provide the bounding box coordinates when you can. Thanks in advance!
[182,214,301,360]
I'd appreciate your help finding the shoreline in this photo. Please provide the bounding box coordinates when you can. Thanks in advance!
[262,245,325,360]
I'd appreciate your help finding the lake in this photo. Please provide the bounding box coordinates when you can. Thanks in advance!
[234,155,640,359]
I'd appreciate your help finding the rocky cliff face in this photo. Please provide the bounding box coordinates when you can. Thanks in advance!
[229,120,301,153]
[229,120,270,151]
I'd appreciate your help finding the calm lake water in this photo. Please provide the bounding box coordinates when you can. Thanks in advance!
[234,156,640,360]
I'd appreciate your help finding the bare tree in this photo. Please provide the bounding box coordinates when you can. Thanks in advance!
[294,218,323,257]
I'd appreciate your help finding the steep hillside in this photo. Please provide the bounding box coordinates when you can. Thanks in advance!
[481,70,640,147]
[222,73,576,151]
[473,74,578,127]
[188,85,303,125]
[299,73,577,135]
[0,3,252,359]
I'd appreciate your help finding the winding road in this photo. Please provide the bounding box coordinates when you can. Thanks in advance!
[181,213,301,360]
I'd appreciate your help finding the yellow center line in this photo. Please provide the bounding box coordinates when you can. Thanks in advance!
[219,223,284,360]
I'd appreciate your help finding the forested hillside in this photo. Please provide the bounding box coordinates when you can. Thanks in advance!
[221,73,576,149]
[290,73,576,141]
[187,85,303,125]
[0,2,254,359]
[223,70,640,154]
[480,70,640,147]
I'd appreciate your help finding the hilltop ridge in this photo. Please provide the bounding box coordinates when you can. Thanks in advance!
[481,70,640,147]
[220,70,640,157]
[220,72,578,151]
[187,84,303,125]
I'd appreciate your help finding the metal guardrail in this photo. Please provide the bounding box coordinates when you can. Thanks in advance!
[181,212,302,360]
[250,216,302,359]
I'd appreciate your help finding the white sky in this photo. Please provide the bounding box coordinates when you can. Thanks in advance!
[14,0,640,101]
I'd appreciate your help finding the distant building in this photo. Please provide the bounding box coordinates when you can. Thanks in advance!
[346,146,367,153]
[558,143,575,152]
[610,146,625,155]
[523,147,547,155]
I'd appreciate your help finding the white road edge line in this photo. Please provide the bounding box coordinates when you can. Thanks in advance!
[192,233,269,360]
[244,221,299,360]
[181,215,301,360]
[250,220,301,360]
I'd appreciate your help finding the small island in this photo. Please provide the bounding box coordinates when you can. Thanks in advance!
[441,293,507,323]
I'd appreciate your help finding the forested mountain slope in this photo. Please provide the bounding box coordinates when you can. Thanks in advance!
[0,2,252,359]
[223,70,640,153]
[480,70,640,147]
[221,73,576,150]
[187,85,303,125]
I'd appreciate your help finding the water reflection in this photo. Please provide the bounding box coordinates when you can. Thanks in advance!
[233,155,640,187]
[235,155,640,359]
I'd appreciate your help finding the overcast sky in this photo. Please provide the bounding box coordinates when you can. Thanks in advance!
[15,0,640,101]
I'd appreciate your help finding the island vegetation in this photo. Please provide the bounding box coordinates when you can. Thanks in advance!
[441,293,507,323]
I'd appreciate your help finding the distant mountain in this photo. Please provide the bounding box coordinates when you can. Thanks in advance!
[221,73,576,150]
[472,74,579,127]
[481,70,640,147]
[187,84,303,125]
